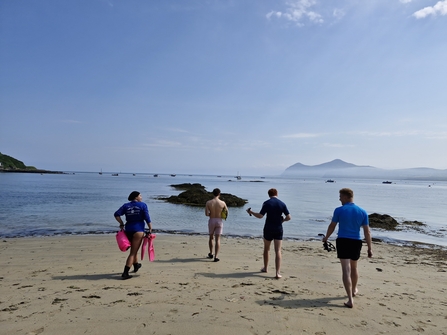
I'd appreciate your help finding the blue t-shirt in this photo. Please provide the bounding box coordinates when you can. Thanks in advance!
[114,201,151,233]
[260,197,290,232]
[332,202,368,240]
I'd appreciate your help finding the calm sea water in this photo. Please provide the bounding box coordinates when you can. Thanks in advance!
[1,172,446,247]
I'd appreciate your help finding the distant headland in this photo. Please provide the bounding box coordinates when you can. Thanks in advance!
[283,159,447,181]
[0,152,65,174]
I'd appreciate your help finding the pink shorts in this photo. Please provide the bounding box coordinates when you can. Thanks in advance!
[208,218,223,235]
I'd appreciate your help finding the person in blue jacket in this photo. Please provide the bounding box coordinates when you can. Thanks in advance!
[114,191,152,279]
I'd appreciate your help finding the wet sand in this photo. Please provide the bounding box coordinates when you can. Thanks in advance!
[1,235,446,335]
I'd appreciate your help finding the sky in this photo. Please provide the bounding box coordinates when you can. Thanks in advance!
[1,0,447,176]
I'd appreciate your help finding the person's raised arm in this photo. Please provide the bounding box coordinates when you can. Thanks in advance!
[246,208,264,219]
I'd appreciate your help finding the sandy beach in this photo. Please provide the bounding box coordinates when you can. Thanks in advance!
[1,234,446,335]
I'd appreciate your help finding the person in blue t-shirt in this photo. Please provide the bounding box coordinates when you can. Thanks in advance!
[114,191,152,280]
[246,188,291,279]
[323,188,372,308]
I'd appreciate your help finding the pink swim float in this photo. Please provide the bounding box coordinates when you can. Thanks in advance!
[116,230,131,252]
[141,233,156,261]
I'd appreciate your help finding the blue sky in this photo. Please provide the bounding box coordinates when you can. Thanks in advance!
[1,0,447,175]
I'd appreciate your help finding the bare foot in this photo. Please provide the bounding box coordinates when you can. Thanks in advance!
[275,273,282,279]
[353,288,359,297]
[344,301,353,308]
[260,267,267,273]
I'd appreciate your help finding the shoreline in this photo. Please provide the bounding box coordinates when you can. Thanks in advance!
[3,229,447,251]
[1,234,446,334]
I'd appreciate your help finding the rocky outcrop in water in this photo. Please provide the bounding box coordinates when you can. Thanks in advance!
[368,213,425,231]
[158,183,248,207]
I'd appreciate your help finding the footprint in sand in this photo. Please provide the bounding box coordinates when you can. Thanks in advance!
[27,327,44,335]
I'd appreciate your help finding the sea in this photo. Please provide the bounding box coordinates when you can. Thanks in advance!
[1,172,446,247]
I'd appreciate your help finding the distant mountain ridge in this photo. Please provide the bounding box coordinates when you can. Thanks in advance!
[286,159,371,170]
[283,159,447,181]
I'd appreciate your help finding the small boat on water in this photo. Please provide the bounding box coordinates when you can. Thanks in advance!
[325,179,335,183]
[171,174,176,177]
[382,181,392,184]
[112,173,118,176]
[99,169,102,175]
[153,174,158,177]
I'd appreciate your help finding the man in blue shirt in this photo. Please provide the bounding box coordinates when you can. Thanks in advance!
[323,188,373,308]
[247,188,291,279]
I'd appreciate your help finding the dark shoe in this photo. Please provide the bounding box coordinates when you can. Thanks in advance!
[133,263,142,273]
[207,253,213,259]
[121,273,133,280]
[214,258,220,262]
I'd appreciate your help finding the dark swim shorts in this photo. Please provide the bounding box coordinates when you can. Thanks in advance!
[125,231,137,242]
[263,229,283,241]
[336,238,363,260]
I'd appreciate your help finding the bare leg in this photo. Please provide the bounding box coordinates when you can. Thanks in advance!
[126,232,144,267]
[214,234,221,260]
[122,232,144,279]
[350,260,359,296]
[274,239,282,278]
[340,258,354,307]
[208,234,214,255]
[262,239,272,272]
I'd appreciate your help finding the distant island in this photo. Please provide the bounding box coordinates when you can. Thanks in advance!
[0,152,64,174]
[283,159,447,181]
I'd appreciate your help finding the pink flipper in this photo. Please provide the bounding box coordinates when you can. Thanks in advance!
[141,236,148,260]
[149,234,156,261]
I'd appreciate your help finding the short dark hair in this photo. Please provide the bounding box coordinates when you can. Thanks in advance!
[212,188,221,196]
[339,188,354,199]
[128,191,140,201]
[268,188,278,197]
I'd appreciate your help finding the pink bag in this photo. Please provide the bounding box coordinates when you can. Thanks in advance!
[116,230,131,252]
[141,233,156,261]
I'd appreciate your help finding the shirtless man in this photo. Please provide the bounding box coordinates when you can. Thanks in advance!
[205,188,228,262]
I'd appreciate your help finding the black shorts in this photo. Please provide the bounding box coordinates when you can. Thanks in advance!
[125,231,136,242]
[336,238,363,261]
[263,229,283,241]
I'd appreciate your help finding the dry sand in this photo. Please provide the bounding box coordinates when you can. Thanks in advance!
[1,234,446,335]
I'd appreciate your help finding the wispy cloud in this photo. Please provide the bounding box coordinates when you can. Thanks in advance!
[144,140,184,148]
[332,8,345,20]
[282,132,324,138]
[352,130,447,138]
[61,119,82,124]
[413,0,447,18]
[322,142,355,148]
[164,127,190,133]
[266,0,323,26]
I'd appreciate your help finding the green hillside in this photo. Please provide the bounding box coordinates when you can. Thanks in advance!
[0,152,36,170]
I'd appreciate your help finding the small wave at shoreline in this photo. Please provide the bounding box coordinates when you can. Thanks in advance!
[2,229,446,251]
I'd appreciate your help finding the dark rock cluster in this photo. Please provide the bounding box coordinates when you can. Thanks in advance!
[368,213,425,230]
[368,213,399,230]
[158,183,248,207]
